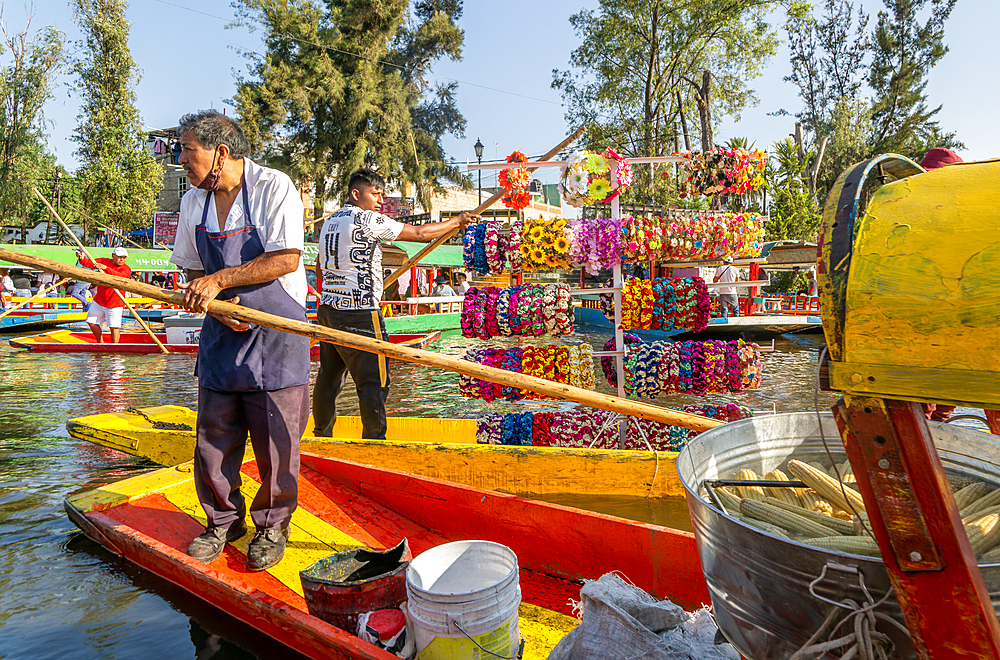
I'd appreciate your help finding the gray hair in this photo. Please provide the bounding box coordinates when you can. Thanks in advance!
[178,110,250,159]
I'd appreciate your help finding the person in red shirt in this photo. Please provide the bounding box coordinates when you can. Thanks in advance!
[76,246,132,343]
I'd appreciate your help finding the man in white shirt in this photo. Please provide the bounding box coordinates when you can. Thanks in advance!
[0,268,13,307]
[713,256,740,319]
[454,272,470,295]
[170,110,309,573]
[314,168,475,439]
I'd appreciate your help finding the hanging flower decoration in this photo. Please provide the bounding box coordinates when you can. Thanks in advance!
[459,344,596,401]
[499,150,531,210]
[519,217,571,272]
[673,147,767,198]
[558,148,633,208]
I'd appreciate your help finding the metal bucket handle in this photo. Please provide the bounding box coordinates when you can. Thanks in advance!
[809,561,874,611]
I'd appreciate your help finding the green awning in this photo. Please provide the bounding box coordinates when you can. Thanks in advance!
[0,245,178,272]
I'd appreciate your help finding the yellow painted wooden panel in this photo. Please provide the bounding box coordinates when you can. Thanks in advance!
[845,159,1000,403]
[160,475,364,597]
[68,462,197,512]
[519,602,579,660]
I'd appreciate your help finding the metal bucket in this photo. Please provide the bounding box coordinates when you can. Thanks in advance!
[676,412,1000,660]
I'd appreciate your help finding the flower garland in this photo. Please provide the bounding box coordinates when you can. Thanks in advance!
[605,277,711,333]
[499,151,531,210]
[619,213,766,262]
[568,216,623,275]
[676,147,767,198]
[459,343,596,401]
[558,149,633,208]
[600,337,762,396]
[507,218,524,273]
[478,404,753,450]
[520,217,571,272]
[463,285,574,338]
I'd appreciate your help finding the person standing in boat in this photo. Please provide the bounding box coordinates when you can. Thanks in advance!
[313,169,475,439]
[0,268,14,307]
[454,272,470,295]
[170,110,310,572]
[713,256,740,319]
[76,247,132,343]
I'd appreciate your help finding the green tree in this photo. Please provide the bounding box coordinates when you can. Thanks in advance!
[765,138,821,241]
[552,0,797,201]
[0,18,63,238]
[868,0,960,157]
[72,0,163,234]
[234,0,467,216]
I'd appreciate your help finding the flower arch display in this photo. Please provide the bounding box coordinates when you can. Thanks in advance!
[558,148,633,208]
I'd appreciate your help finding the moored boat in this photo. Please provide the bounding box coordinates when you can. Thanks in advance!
[64,453,707,660]
[67,405,690,498]
[12,329,441,356]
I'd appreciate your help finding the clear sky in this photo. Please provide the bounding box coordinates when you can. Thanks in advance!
[9,0,999,192]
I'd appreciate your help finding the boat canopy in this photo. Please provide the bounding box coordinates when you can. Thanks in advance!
[300,240,464,267]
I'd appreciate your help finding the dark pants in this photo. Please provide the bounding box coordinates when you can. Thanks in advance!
[194,384,310,531]
[313,305,390,439]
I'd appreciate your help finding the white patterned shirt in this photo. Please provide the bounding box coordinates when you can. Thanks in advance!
[317,204,405,310]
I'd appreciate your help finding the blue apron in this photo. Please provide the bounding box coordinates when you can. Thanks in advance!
[194,174,310,392]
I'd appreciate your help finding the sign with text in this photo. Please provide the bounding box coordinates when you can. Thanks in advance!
[379,197,415,219]
[153,213,179,246]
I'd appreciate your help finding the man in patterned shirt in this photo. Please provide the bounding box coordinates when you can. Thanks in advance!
[313,169,475,439]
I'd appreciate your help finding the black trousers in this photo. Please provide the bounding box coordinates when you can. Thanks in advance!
[312,305,390,439]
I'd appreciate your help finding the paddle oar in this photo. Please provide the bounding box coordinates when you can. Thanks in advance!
[0,246,722,432]
[0,278,71,322]
[383,126,587,288]
[32,189,171,354]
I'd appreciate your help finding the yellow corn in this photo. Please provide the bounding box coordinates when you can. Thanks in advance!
[800,489,835,516]
[838,459,854,478]
[965,513,1000,555]
[763,469,800,506]
[735,469,766,501]
[958,486,1000,518]
[788,460,867,514]
[713,486,742,515]
[761,497,855,535]
[966,504,1000,525]
[737,515,789,539]
[953,482,989,511]
[807,535,882,557]
[740,499,835,537]
[980,546,1000,563]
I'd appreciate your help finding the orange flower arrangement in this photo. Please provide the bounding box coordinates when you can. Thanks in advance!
[499,151,531,210]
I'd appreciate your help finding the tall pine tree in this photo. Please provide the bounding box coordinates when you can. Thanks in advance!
[72,0,163,233]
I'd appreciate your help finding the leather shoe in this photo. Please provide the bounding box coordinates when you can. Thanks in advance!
[247,527,290,572]
[187,519,248,563]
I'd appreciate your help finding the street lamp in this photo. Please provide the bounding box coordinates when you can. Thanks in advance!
[474,138,484,205]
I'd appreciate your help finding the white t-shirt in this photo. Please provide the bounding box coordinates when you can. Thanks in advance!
[317,204,405,310]
[1,275,13,295]
[457,281,470,295]
[714,264,738,295]
[170,158,307,306]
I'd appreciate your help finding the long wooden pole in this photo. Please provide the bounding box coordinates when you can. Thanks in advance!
[0,246,721,432]
[0,278,71,321]
[32,189,170,355]
[383,126,587,287]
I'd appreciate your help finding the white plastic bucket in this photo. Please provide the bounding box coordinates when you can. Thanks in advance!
[406,540,521,660]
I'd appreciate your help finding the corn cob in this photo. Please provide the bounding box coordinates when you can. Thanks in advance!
[966,504,1000,525]
[953,482,989,511]
[713,486,742,515]
[853,512,872,536]
[807,535,882,557]
[980,546,1000,563]
[788,460,867,514]
[734,469,766,501]
[740,499,835,537]
[800,489,835,516]
[737,515,789,539]
[960,488,1000,518]
[965,513,1000,555]
[838,459,853,478]
[763,469,800,506]
[948,474,978,493]
[762,497,855,535]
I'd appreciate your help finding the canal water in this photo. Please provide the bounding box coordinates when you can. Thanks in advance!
[0,327,980,659]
